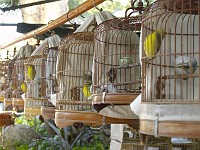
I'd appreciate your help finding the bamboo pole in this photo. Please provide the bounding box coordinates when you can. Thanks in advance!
[0,0,105,49]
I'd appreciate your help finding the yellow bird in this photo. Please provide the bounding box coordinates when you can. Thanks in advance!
[144,29,165,59]
[11,84,17,90]
[20,82,27,92]
[83,81,92,98]
[27,65,36,80]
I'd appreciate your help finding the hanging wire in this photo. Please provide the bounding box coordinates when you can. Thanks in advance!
[93,0,103,11]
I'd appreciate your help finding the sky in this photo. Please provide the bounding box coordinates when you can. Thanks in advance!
[0,8,23,59]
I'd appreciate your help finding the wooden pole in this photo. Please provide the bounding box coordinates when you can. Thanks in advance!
[0,0,105,49]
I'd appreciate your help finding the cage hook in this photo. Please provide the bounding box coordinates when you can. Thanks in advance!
[125,0,149,17]
[66,9,76,25]
[80,14,85,19]
[90,116,106,130]
[93,0,103,11]
[47,20,56,36]
[154,113,159,137]
[66,9,78,31]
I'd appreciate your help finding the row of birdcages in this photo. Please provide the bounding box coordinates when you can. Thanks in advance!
[54,16,142,129]
[0,0,200,148]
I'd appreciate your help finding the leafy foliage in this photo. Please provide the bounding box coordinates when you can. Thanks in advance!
[9,116,110,150]
[0,0,19,5]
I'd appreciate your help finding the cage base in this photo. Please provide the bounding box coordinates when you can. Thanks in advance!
[41,106,55,120]
[140,103,200,138]
[55,110,139,130]
[4,98,13,111]
[92,93,140,112]
[12,98,24,111]
[140,119,200,138]
[25,108,41,116]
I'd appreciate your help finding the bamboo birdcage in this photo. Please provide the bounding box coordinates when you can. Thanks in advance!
[55,32,96,127]
[91,16,141,112]
[23,55,47,116]
[41,47,58,120]
[0,60,8,103]
[55,32,139,129]
[140,0,200,138]
[4,59,14,111]
[12,58,26,112]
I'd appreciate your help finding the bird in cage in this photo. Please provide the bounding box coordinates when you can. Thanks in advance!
[27,65,36,80]
[20,81,27,92]
[106,67,117,83]
[144,29,166,59]
[83,81,92,98]
[83,72,92,83]
[100,83,117,93]
[11,83,17,90]
[97,67,118,93]
[175,55,197,80]
[71,86,80,101]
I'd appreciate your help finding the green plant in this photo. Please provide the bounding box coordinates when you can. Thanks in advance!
[15,115,41,128]
[16,144,29,150]
[13,116,110,150]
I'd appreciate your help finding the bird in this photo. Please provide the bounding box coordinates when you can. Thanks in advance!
[20,82,28,92]
[144,29,166,59]
[27,65,36,80]
[83,81,92,98]
[83,72,92,83]
[106,67,117,83]
[11,83,17,90]
[175,56,197,80]
[100,83,117,93]
[71,86,80,101]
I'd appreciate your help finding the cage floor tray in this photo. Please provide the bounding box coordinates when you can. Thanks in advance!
[55,110,139,130]
[25,108,41,116]
[41,106,56,120]
[92,93,140,112]
[140,103,200,138]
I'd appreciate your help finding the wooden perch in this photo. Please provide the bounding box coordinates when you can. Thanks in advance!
[0,0,106,49]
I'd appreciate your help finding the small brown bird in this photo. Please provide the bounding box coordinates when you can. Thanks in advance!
[71,86,80,101]
[107,67,117,83]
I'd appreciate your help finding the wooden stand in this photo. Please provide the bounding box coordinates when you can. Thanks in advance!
[41,106,55,120]
[12,98,24,112]
[4,98,12,111]
[24,98,42,116]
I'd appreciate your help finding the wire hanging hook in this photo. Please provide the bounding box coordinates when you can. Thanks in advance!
[47,20,56,36]
[65,9,78,31]
[93,0,103,11]
[80,14,85,19]
[67,9,76,25]
[125,0,149,17]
